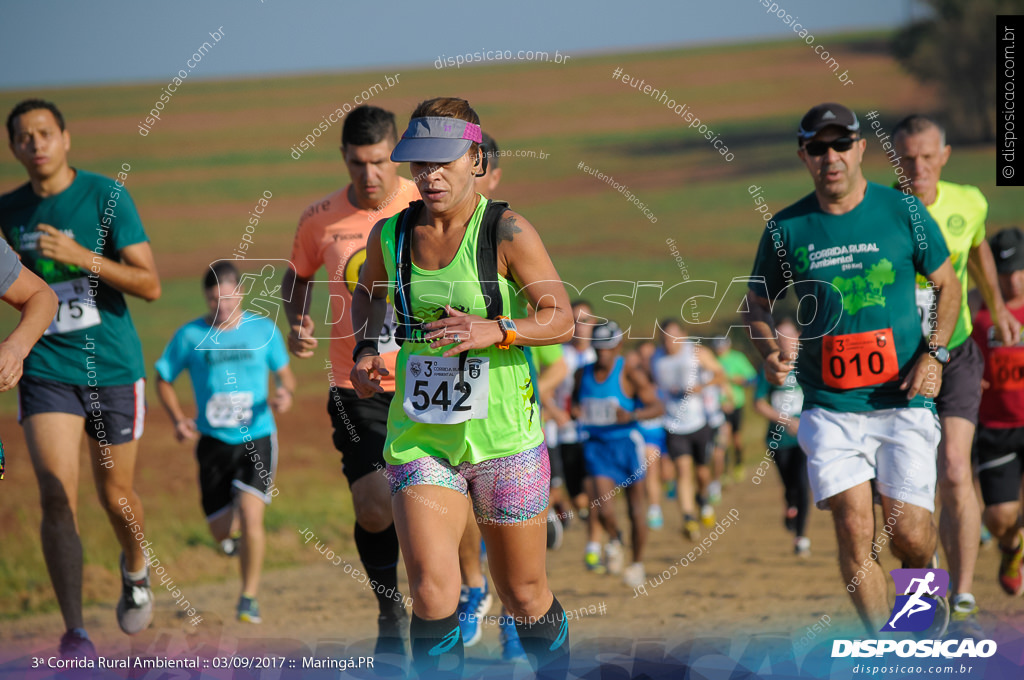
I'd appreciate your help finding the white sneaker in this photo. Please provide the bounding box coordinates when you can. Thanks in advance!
[795,537,811,558]
[623,562,645,588]
[604,540,625,575]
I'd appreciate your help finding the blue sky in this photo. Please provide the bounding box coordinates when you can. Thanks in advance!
[0,0,922,90]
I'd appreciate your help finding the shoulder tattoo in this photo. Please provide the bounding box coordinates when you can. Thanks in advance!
[497,212,523,243]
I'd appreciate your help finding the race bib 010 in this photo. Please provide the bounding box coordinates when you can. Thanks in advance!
[822,328,898,390]
[403,355,488,425]
[44,278,101,335]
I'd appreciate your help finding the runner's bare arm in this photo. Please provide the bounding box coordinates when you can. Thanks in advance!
[37,224,161,301]
[271,365,296,413]
[155,375,198,443]
[282,267,317,358]
[349,220,390,397]
[627,361,664,422]
[495,210,573,346]
[743,290,795,387]
[0,266,58,391]
[968,240,1020,346]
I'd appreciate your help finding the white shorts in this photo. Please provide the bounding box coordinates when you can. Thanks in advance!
[797,407,939,511]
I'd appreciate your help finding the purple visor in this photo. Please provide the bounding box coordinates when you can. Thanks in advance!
[391,116,483,163]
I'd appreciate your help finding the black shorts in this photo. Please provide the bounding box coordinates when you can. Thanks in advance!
[559,442,587,499]
[197,433,277,518]
[548,443,565,487]
[18,374,146,445]
[328,387,393,486]
[666,426,713,465]
[973,425,1024,506]
[726,407,743,433]
[936,338,983,424]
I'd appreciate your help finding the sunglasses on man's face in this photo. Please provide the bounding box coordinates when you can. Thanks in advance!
[803,137,858,156]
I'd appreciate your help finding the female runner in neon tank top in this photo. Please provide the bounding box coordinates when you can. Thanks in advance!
[350,97,574,679]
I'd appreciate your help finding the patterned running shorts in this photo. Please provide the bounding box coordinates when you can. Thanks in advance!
[386,443,550,525]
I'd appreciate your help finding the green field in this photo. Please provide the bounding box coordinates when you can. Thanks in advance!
[0,32,1013,618]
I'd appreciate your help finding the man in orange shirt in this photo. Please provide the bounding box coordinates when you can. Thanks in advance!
[282,105,419,657]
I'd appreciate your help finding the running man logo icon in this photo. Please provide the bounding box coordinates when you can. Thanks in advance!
[880,568,949,632]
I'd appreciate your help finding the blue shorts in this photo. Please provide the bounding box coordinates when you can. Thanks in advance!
[582,431,646,487]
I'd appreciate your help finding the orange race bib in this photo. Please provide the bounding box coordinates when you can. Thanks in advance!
[822,328,899,390]
[988,348,1024,391]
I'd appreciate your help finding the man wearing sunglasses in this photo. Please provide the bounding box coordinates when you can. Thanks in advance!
[744,103,961,634]
[892,114,1018,640]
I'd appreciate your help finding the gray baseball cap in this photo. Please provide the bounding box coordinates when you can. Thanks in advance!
[591,320,624,350]
[391,117,483,163]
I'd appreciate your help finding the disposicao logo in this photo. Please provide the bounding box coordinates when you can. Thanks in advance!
[882,568,948,632]
[832,568,998,659]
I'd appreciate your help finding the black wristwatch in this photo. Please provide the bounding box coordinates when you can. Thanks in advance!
[933,346,951,366]
[352,339,379,362]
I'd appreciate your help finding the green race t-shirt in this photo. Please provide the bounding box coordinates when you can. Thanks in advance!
[911,181,987,349]
[749,182,949,413]
[718,349,757,409]
[0,169,149,386]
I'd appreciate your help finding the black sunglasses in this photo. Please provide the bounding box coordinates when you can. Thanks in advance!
[803,137,858,156]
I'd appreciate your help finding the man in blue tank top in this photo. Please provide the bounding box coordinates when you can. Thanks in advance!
[572,320,663,588]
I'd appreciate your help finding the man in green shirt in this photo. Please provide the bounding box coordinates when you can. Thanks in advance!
[745,103,960,634]
[892,114,1019,638]
[711,337,757,478]
[2,100,162,659]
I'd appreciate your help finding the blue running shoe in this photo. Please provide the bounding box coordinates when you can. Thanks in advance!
[500,614,527,662]
[456,581,492,647]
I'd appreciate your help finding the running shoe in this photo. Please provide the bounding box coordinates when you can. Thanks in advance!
[546,508,564,550]
[604,540,625,575]
[116,553,154,634]
[794,536,811,558]
[499,614,527,662]
[998,530,1024,596]
[221,531,242,557]
[236,594,262,623]
[375,604,409,658]
[683,515,701,540]
[584,547,606,574]
[623,562,646,588]
[457,581,493,647]
[647,505,664,530]
[59,628,97,660]
[700,504,716,528]
[708,481,722,506]
[946,594,982,640]
[665,480,677,500]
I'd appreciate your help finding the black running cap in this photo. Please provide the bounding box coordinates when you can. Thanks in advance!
[991,227,1024,274]
[798,103,860,140]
